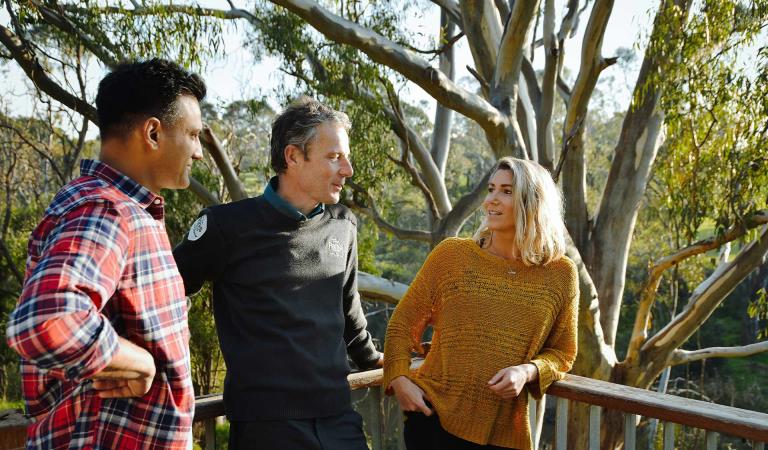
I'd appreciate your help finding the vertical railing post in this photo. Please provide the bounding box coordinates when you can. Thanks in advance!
[555,397,568,450]
[624,413,637,450]
[368,387,383,450]
[752,441,765,450]
[528,394,546,449]
[663,421,675,450]
[204,418,216,450]
[705,431,718,450]
[588,405,601,450]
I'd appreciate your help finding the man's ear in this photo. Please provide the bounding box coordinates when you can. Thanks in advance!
[284,144,303,168]
[142,117,162,150]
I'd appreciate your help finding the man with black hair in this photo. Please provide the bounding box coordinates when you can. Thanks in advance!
[6,58,205,449]
[174,96,382,450]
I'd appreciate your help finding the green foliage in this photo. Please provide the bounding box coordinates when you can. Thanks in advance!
[19,0,225,68]
[654,1,768,242]
[748,287,768,339]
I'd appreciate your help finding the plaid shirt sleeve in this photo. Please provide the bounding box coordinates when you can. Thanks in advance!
[6,201,129,382]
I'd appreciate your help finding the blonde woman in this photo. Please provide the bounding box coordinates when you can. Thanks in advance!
[383,157,579,450]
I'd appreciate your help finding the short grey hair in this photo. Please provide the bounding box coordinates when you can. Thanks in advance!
[270,96,351,173]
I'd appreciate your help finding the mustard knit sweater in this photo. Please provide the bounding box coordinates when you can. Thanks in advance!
[383,238,579,450]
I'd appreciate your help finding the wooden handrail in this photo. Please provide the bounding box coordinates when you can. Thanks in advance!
[192,363,768,444]
[4,365,764,446]
[547,374,768,442]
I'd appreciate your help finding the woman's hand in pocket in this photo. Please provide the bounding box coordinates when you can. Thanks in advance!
[390,376,433,416]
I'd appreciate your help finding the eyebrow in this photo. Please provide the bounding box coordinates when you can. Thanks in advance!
[488,183,513,187]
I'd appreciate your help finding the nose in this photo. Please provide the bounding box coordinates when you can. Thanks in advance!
[193,139,204,161]
[339,157,353,178]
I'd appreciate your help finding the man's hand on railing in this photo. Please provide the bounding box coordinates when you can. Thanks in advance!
[390,375,433,416]
[487,363,539,400]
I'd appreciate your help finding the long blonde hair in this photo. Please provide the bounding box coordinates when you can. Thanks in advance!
[473,157,566,266]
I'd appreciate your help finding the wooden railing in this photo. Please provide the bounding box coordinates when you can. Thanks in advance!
[194,366,768,450]
[2,367,765,449]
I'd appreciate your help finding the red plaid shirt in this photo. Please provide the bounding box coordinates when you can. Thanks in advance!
[6,160,193,449]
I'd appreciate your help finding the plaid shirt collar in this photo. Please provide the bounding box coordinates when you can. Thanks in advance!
[81,159,165,219]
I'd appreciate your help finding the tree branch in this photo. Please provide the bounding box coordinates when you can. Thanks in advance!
[669,341,768,366]
[0,118,67,184]
[403,31,465,55]
[489,0,539,115]
[460,0,502,85]
[0,23,98,124]
[536,0,560,170]
[626,210,768,362]
[382,88,442,220]
[431,11,457,177]
[347,180,433,243]
[35,2,121,68]
[358,271,408,304]
[561,0,614,252]
[64,3,262,25]
[200,126,248,202]
[189,177,220,207]
[429,0,462,30]
[437,166,493,237]
[591,0,692,348]
[268,0,505,137]
[641,226,768,368]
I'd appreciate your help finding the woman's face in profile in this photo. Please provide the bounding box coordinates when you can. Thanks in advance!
[483,169,516,232]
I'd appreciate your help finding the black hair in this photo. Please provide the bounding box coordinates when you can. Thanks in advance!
[95,58,206,140]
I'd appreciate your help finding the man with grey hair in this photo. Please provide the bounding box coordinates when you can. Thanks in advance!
[173,96,382,449]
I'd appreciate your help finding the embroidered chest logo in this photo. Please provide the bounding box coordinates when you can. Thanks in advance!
[327,237,344,258]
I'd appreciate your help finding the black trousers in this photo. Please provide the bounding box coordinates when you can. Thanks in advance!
[228,409,368,450]
[403,411,515,450]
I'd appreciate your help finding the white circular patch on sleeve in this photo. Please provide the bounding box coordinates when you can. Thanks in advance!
[187,215,208,241]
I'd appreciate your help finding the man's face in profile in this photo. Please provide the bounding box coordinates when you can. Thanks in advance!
[293,122,353,206]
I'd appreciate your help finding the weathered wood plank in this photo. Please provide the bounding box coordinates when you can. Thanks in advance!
[624,413,637,450]
[194,393,226,421]
[547,374,768,442]
[368,388,383,450]
[555,397,568,450]
[204,418,215,450]
[663,421,675,450]
[706,430,718,450]
[589,405,601,450]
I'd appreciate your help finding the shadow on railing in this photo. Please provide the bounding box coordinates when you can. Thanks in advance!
[194,362,768,450]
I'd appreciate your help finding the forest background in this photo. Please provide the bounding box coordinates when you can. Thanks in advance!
[0,0,767,449]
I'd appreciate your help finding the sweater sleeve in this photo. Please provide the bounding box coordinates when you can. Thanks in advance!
[529,258,580,399]
[343,223,382,370]
[173,208,228,296]
[382,239,453,393]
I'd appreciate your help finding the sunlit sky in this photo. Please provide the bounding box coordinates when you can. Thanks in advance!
[1,1,657,127]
